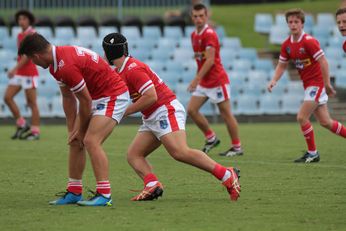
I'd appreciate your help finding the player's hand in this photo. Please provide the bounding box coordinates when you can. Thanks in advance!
[68,130,84,149]
[267,80,277,93]
[325,84,336,97]
[7,68,16,78]
[187,78,199,92]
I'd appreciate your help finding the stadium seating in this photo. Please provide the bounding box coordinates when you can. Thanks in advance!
[269,26,289,45]
[254,13,273,34]
[259,95,282,115]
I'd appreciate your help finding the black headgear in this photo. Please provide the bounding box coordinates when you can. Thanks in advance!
[102,33,129,65]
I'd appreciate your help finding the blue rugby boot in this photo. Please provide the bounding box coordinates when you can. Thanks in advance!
[294,151,320,163]
[49,191,82,205]
[77,191,112,206]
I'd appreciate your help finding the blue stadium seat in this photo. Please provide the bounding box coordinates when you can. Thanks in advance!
[133,37,157,50]
[51,96,65,117]
[121,26,141,39]
[253,59,274,72]
[98,26,118,39]
[184,26,195,37]
[248,70,269,83]
[281,94,302,114]
[157,38,178,50]
[150,49,172,61]
[221,49,237,69]
[1,37,17,51]
[304,14,315,34]
[215,26,226,42]
[173,48,194,61]
[175,83,190,107]
[130,48,151,61]
[274,14,287,27]
[316,13,335,27]
[328,36,343,48]
[254,13,273,34]
[242,84,265,97]
[11,26,21,37]
[37,97,52,117]
[259,94,282,115]
[222,37,242,50]
[312,25,332,39]
[235,95,259,115]
[77,27,97,41]
[269,26,289,45]
[335,70,346,88]
[164,61,185,73]
[231,60,252,72]
[142,26,162,39]
[181,69,194,83]
[267,82,287,97]
[55,27,76,40]
[179,38,192,49]
[325,47,344,60]
[160,72,180,88]
[0,27,10,40]
[286,81,304,95]
[229,71,248,82]
[163,26,183,40]
[36,27,54,40]
[237,48,258,61]
[145,60,166,73]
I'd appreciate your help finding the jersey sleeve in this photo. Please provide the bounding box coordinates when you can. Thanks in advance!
[127,68,154,95]
[279,41,289,63]
[304,36,324,61]
[204,29,219,49]
[57,65,86,93]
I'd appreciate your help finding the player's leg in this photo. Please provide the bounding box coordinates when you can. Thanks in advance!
[160,130,240,201]
[294,100,320,163]
[187,95,219,153]
[128,131,163,201]
[21,86,40,140]
[217,99,243,157]
[3,83,29,139]
[314,104,346,138]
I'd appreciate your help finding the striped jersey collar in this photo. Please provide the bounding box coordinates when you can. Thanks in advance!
[195,24,209,36]
[290,31,305,43]
[118,56,130,74]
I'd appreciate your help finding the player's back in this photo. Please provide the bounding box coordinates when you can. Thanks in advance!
[51,46,127,99]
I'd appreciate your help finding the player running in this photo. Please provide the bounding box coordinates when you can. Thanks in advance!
[187,4,243,157]
[102,33,241,201]
[336,8,346,52]
[4,10,40,140]
[19,33,130,206]
[267,8,346,163]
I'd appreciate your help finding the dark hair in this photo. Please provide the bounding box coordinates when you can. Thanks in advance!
[285,8,305,24]
[18,33,50,56]
[15,9,35,25]
[192,3,208,14]
[336,8,346,17]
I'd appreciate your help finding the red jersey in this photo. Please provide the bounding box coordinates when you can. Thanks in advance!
[117,57,176,118]
[191,24,229,88]
[16,26,39,77]
[343,40,346,53]
[279,32,324,89]
[49,46,127,99]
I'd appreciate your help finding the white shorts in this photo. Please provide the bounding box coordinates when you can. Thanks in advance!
[304,86,328,105]
[138,99,186,139]
[192,84,230,104]
[8,75,38,89]
[92,91,130,123]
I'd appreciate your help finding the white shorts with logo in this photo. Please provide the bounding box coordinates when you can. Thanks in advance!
[192,84,230,104]
[304,86,328,105]
[92,91,130,123]
[8,75,38,89]
[138,99,186,139]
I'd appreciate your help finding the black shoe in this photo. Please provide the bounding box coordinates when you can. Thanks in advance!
[202,138,220,154]
[20,132,40,140]
[219,147,244,157]
[294,151,320,163]
[11,125,30,140]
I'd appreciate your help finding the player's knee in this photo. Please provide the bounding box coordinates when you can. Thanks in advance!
[296,114,307,124]
[83,136,96,150]
[3,94,12,104]
[170,148,188,162]
[187,107,197,117]
[319,119,331,129]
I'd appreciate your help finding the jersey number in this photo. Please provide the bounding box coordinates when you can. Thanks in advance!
[75,46,99,63]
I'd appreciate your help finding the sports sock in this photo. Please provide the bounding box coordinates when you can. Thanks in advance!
[143,173,158,187]
[31,126,40,135]
[300,122,316,153]
[204,129,216,142]
[96,180,111,198]
[212,164,228,181]
[330,120,346,138]
[67,178,82,195]
[16,117,26,128]
[231,138,241,151]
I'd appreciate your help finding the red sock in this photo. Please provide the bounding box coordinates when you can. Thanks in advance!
[67,179,82,194]
[204,129,216,140]
[232,138,241,150]
[301,122,316,152]
[31,126,40,135]
[96,180,111,196]
[212,164,227,181]
[16,117,26,128]
[143,173,158,186]
[330,120,346,138]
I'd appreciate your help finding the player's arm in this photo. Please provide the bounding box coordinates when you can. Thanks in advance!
[317,56,336,97]
[267,61,288,92]
[72,87,92,137]
[188,47,215,92]
[59,85,78,133]
[125,86,157,116]
[7,55,30,78]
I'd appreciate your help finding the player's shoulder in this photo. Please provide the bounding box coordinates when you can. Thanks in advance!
[302,33,318,43]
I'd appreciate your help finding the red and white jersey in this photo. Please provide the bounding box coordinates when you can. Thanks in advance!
[279,32,324,89]
[49,46,128,99]
[191,24,229,88]
[343,40,346,53]
[117,56,176,118]
[16,26,39,77]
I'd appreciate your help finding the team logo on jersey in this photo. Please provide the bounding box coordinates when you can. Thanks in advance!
[299,47,306,54]
[194,51,206,61]
[58,60,65,69]
[286,46,290,54]
[96,104,105,110]
[128,62,137,71]
[294,58,311,69]
[159,119,168,129]
[26,79,31,84]
[309,87,319,97]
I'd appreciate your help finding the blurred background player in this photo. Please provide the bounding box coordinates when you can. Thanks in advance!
[102,33,241,201]
[267,8,346,163]
[187,3,243,157]
[19,33,130,206]
[336,8,346,52]
[4,10,40,140]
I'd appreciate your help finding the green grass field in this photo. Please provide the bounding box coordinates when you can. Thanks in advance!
[0,123,345,231]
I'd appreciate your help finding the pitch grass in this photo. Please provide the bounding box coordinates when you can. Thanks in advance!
[0,123,345,231]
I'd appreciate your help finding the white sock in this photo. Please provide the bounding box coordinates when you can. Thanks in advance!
[146,181,158,187]
[221,170,231,183]
[308,150,317,155]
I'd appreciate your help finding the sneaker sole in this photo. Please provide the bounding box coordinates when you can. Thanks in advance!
[203,140,221,154]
